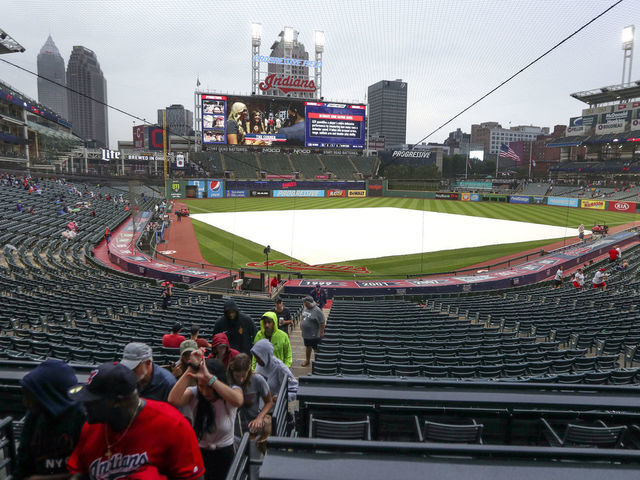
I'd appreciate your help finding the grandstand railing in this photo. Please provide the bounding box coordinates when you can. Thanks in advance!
[0,416,16,480]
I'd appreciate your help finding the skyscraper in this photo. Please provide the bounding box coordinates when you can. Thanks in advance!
[66,46,108,148]
[37,35,68,119]
[264,29,311,98]
[157,104,193,136]
[367,79,407,148]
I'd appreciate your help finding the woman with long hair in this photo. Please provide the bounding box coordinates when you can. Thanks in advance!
[169,350,243,480]
[226,102,248,145]
[228,354,273,448]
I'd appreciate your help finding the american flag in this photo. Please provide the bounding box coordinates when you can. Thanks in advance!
[499,143,521,161]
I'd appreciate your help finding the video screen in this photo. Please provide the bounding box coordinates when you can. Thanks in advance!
[201,94,365,149]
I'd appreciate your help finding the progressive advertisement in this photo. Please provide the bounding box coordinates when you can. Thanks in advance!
[272,190,325,197]
[201,94,365,149]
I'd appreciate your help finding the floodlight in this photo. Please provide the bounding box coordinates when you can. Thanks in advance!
[283,27,294,43]
[622,25,634,47]
[315,30,325,49]
[251,23,262,41]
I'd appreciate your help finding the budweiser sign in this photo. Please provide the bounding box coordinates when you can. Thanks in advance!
[258,74,317,94]
[246,259,370,274]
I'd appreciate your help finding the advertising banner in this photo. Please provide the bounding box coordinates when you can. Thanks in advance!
[548,197,579,207]
[470,193,481,202]
[367,180,383,197]
[315,175,330,180]
[596,122,625,135]
[327,189,346,197]
[461,193,471,202]
[580,199,605,210]
[272,190,325,198]
[206,179,224,198]
[569,115,598,127]
[187,180,206,198]
[608,201,636,213]
[509,195,531,204]
[169,181,184,199]
[201,93,366,149]
[455,181,493,190]
[266,174,295,179]
[347,190,367,198]
[600,111,632,123]
[532,197,546,205]
[566,126,585,135]
[133,125,145,149]
[435,192,459,200]
[225,190,247,198]
[250,190,271,197]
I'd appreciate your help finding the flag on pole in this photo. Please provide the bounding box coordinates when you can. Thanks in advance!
[467,158,472,170]
[532,157,536,167]
[499,143,521,161]
[196,77,201,87]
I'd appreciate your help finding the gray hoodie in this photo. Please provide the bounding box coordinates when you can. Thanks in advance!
[251,339,298,401]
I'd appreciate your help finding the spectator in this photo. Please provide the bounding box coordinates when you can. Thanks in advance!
[228,354,273,451]
[578,223,585,242]
[191,324,211,349]
[272,296,293,336]
[251,339,298,402]
[209,333,239,367]
[609,245,620,263]
[212,299,256,355]
[104,226,110,244]
[592,267,609,291]
[552,266,563,289]
[253,311,292,368]
[161,280,174,309]
[163,322,186,348]
[172,339,199,379]
[269,276,278,292]
[168,353,243,480]
[300,296,326,367]
[15,359,85,480]
[572,268,585,290]
[120,342,176,402]
[310,283,327,309]
[617,260,629,272]
[67,362,204,480]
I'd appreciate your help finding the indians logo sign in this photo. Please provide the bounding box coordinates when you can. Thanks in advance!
[258,74,317,94]
[247,259,370,274]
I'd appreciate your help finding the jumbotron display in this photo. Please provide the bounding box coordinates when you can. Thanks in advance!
[201,94,366,149]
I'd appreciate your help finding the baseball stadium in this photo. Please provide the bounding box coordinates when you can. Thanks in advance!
[1,2,640,480]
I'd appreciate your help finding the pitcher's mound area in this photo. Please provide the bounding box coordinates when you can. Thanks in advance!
[192,207,582,265]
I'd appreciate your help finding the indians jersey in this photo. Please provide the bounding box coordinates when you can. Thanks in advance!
[68,399,204,480]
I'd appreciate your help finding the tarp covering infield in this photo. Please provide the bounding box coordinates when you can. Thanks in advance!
[282,230,638,295]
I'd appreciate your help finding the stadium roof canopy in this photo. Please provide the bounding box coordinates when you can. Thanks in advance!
[570,81,640,106]
[0,28,25,54]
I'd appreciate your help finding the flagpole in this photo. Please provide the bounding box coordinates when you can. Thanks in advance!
[496,145,500,178]
[528,140,533,179]
[465,152,468,179]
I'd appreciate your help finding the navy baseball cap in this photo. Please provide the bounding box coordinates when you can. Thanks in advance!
[68,362,137,402]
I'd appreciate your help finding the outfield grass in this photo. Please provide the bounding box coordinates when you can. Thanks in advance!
[184,197,638,277]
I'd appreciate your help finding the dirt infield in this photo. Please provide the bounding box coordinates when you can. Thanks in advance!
[160,201,211,267]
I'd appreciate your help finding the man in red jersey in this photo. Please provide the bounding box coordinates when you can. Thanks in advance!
[162,323,186,348]
[67,362,204,480]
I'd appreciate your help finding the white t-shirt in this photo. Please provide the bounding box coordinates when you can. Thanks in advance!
[187,385,240,450]
[593,271,606,285]
[554,269,563,281]
[573,272,584,286]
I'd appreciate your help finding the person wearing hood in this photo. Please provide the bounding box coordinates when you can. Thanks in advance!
[250,339,298,402]
[15,359,85,480]
[209,333,240,367]
[212,299,256,355]
[300,296,326,367]
[253,311,292,368]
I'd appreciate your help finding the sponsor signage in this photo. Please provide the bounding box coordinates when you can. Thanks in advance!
[250,190,271,197]
[600,110,632,123]
[170,181,183,199]
[133,125,145,149]
[315,175,329,180]
[596,122,625,134]
[470,193,481,202]
[176,154,185,168]
[246,259,370,274]
[101,149,120,161]
[548,196,579,207]
[368,180,383,197]
[187,180,206,198]
[259,74,316,94]
[609,201,636,213]
[207,179,224,198]
[455,181,492,190]
[532,196,546,205]
[509,195,531,204]
[253,55,322,69]
[347,189,366,197]
[391,150,432,158]
[580,199,605,210]
[272,189,325,197]
[569,115,598,127]
[435,192,459,200]
[327,189,346,197]
[266,174,296,179]
[355,281,405,287]
[566,126,585,135]
[225,189,247,198]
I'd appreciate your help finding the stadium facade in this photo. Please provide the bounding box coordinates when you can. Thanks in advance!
[37,35,69,121]
[66,46,109,148]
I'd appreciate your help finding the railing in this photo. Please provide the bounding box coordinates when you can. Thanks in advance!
[0,416,16,480]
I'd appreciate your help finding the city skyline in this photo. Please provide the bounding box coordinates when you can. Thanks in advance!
[1,0,638,149]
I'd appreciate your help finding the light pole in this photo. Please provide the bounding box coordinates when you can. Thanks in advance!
[622,25,634,86]
[314,30,325,99]
[251,23,262,94]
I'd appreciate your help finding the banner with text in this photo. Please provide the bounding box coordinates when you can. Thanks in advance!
[580,199,605,210]
[608,201,636,213]
[272,190,325,197]
[347,190,367,197]
[548,196,579,207]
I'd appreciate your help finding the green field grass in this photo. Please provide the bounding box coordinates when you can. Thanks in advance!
[184,197,638,278]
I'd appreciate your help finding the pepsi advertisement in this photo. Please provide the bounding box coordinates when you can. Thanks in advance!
[201,94,365,149]
[207,179,224,198]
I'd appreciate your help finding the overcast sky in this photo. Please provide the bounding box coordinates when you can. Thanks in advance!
[1,0,637,148]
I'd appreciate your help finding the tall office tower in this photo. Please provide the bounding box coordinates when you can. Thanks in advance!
[66,46,109,147]
[37,35,68,119]
[367,79,407,148]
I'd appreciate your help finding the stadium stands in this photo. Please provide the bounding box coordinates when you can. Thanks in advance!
[350,155,376,177]
[290,154,323,179]
[520,182,550,196]
[259,153,294,176]
[222,152,260,178]
[319,155,355,179]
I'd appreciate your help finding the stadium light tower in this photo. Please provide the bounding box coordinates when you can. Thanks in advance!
[314,30,325,99]
[283,27,294,82]
[621,25,634,86]
[251,22,262,94]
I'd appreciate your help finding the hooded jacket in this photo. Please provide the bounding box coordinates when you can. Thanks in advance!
[250,339,298,402]
[253,311,292,368]
[212,299,257,355]
[209,332,240,366]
